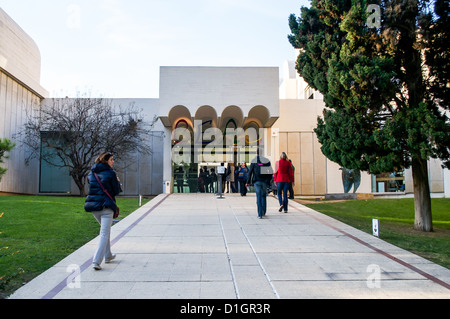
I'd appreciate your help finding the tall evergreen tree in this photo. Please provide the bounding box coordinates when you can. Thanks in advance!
[289,0,450,231]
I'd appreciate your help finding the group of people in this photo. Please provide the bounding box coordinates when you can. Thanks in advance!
[174,162,251,196]
[83,150,295,270]
[175,167,218,193]
[245,151,295,218]
[221,162,250,196]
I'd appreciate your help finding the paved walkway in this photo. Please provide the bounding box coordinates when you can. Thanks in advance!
[9,193,450,299]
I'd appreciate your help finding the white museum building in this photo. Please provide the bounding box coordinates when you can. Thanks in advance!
[1,8,449,198]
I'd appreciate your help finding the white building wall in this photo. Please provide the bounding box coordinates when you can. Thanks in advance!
[0,8,47,194]
[109,98,165,195]
[0,8,47,98]
[444,168,450,198]
[159,66,280,121]
[0,72,42,194]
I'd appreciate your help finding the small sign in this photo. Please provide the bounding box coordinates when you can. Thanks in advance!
[217,166,226,175]
[271,128,279,137]
[372,219,380,237]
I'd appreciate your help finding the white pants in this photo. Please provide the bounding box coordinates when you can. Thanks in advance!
[92,208,114,265]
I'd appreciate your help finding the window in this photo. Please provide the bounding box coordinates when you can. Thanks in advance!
[374,170,405,193]
[39,132,71,193]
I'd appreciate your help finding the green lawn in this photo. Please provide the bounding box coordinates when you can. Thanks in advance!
[300,198,450,269]
[0,195,152,298]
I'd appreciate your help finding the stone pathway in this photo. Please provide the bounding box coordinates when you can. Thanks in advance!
[9,193,450,299]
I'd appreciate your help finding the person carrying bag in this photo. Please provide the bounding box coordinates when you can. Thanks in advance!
[84,152,122,270]
[93,172,120,218]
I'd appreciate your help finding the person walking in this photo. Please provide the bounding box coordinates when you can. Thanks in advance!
[228,162,237,193]
[188,168,198,193]
[210,167,217,193]
[175,167,184,193]
[274,152,294,213]
[84,152,122,270]
[288,159,295,199]
[234,163,240,193]
[237,161,249,196]
[203,166,211,193]
[246,151,273,219]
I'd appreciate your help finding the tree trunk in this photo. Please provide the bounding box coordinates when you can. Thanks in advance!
[72,173,87,197]
[411,157,433,232]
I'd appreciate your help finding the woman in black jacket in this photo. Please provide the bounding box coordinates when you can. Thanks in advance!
[84,152,122,270]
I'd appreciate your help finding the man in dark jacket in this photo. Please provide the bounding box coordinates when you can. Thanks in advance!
[246,153,273,219]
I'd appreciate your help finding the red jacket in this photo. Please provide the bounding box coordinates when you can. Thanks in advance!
[274,159,294,183]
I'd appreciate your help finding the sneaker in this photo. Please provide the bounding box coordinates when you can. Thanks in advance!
[105,254,116,263]
[278,205,283,212]
[93,263,102,270]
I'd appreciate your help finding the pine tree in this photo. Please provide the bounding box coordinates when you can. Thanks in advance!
[289,0,450,231]
[0,138,15,181]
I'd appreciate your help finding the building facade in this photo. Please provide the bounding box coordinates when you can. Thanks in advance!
[0,8,47,195]
[1,8,448,197]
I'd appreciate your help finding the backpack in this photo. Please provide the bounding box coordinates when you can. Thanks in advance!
[252,156,273,184]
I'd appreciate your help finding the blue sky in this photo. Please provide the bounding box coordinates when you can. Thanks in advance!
[0,0,309,98]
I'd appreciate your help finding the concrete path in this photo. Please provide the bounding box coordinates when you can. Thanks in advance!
[9,193,450,299]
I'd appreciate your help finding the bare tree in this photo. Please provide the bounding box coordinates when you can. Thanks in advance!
[17,94,157,196]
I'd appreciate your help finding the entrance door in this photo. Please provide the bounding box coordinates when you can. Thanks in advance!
[173,163,221,194]
[173,163,198,193]
[171,145,261,194]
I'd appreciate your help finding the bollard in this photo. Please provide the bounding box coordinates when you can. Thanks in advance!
[217,165,225,199]
[217,174,224,199]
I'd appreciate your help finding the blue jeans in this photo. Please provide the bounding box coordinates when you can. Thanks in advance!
[277,182,289,212]
[254,181,268,218]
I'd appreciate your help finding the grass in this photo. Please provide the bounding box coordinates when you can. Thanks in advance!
[0,195,152,299]
[298,198,450,269]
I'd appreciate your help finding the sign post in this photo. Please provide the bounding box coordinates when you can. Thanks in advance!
[372,219,380,237]
[217,165,225,199]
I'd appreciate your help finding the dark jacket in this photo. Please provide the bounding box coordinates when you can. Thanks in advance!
[237,166,249,181]
[246,156,273,185]
[84,163,122,212]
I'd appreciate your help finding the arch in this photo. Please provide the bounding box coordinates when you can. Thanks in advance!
[243,121,262,145]
[174,119,189,129]
[220,105,244,130]
[248,105,270,128]
[168,105,192,129]
[193,105,219,145]
[194,105,218,127]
